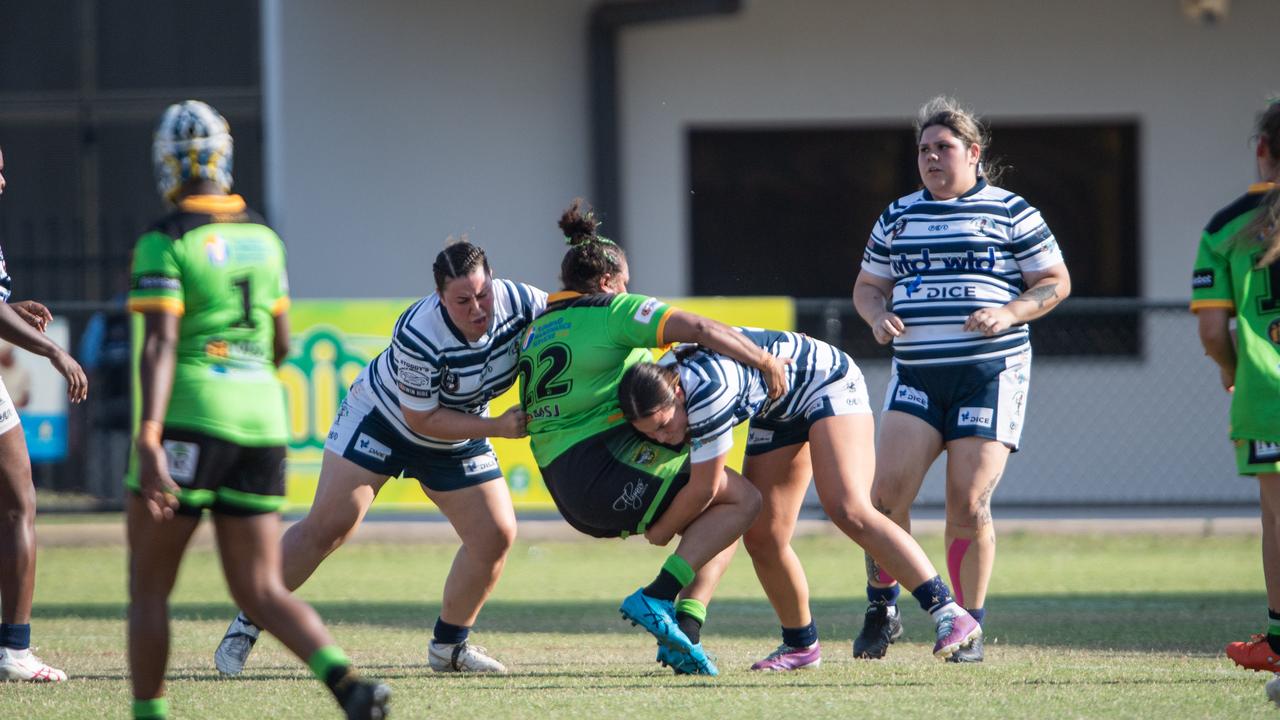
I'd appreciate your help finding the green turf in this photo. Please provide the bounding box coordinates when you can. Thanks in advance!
[6,527,1276,718]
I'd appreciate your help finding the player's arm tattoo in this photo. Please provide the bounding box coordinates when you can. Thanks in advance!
[1016,283,1060,309]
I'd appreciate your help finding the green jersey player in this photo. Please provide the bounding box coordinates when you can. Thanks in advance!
[126,100,388,720]
[1197,99,1280,674]
[520,199,787,675]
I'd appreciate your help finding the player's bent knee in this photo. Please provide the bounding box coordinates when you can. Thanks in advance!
[828,506,873,540]
[742,526,788,559]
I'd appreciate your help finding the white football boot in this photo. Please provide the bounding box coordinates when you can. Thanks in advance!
[428,640,507,673]
[214,612,260,676]
[0,647,67,682]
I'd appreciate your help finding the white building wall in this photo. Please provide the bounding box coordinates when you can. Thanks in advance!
[619,0,1280,298]
[267,1,1275,503]
[266,0,595,298]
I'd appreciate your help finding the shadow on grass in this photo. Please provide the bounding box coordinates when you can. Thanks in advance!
[38,592,1262,653]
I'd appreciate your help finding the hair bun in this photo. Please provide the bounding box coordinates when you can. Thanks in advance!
[559,198,601,245]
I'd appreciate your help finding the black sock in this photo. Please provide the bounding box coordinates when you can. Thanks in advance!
[323,664,356,704]
[910,576,955,614]
[644,569,684,602]
[433,617,470,645]
[1267,609,1280,654]
[676,612,703,644]
[781,621,818,649]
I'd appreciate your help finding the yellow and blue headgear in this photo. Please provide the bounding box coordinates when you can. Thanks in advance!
[152,100,234,203]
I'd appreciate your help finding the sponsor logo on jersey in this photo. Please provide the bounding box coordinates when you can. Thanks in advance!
[894,384,928,409]
[747,428,774,446]
[634,298,661,324]
[927,223,950,232]
[205,235,229,266]
[463,453,499,476]
[921,283,977,300]
[957,407,994,428]
[890,247,998,275]
[135,274,182,291]
[162,440,200,485]
[889,219,907,241]
[397,367,431,390]
[904,274,924,297]
[1192,268,1215,289]
[1252,441,1280,463]
[970,217,991,236]
[632,447,656,466]
[355,433,391,462]
[441,368,460,393]
[612,479,648,512]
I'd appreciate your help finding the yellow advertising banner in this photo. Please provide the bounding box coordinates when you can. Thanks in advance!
[282,296,794,512]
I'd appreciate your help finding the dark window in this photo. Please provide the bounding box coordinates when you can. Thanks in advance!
[0,0,80,93]
[0,1,262,303]
[688,122,1140,356]
[97,0,260,90]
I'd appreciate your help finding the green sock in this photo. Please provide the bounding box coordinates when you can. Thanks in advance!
[674,598,707,624]
[132,697,168,720]
[307,645,353,688]
[663,554,695,586]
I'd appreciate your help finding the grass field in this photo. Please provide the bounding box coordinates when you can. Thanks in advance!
[4,521,1276,719]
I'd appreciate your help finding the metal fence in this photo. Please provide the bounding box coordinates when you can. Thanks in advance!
[795,298,1252,507]
[32,298,1254,510]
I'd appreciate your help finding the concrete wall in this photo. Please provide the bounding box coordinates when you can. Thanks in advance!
[619,0,1280,298]
[265,1,1272,503]
[266,0,595,298]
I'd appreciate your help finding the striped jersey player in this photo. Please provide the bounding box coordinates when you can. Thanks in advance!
[860,178,1064,367]
[341,277,547,458]
[669,328,864,462]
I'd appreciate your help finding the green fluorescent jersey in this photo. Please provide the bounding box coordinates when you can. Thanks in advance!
[1191,183,1280,442]
[128,194,291,446]
[520,292,674,466]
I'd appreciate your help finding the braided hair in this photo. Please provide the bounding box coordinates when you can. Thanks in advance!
[433,238,490,294]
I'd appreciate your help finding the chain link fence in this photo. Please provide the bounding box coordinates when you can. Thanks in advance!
[796,298,1252,507]
[30,298,1254,510]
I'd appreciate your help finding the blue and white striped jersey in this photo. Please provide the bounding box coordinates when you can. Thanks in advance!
[0,245,12,302]
[672,329,850,463]
[860,179,1064,366]
[361,278,547,451]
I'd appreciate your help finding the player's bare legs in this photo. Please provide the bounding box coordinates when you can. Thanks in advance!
[1259,475,1280,610]
[855,410,941,659]
[127,496,200,702]
[216,451,386,676]
[0,425,35,630]
[943,437,1012,615]
[739,443,824,670]
[281,452,388,591]
[741,443,814,629]
[421,479,516,672]
[620,468,760,675]
[214,512,337,661]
